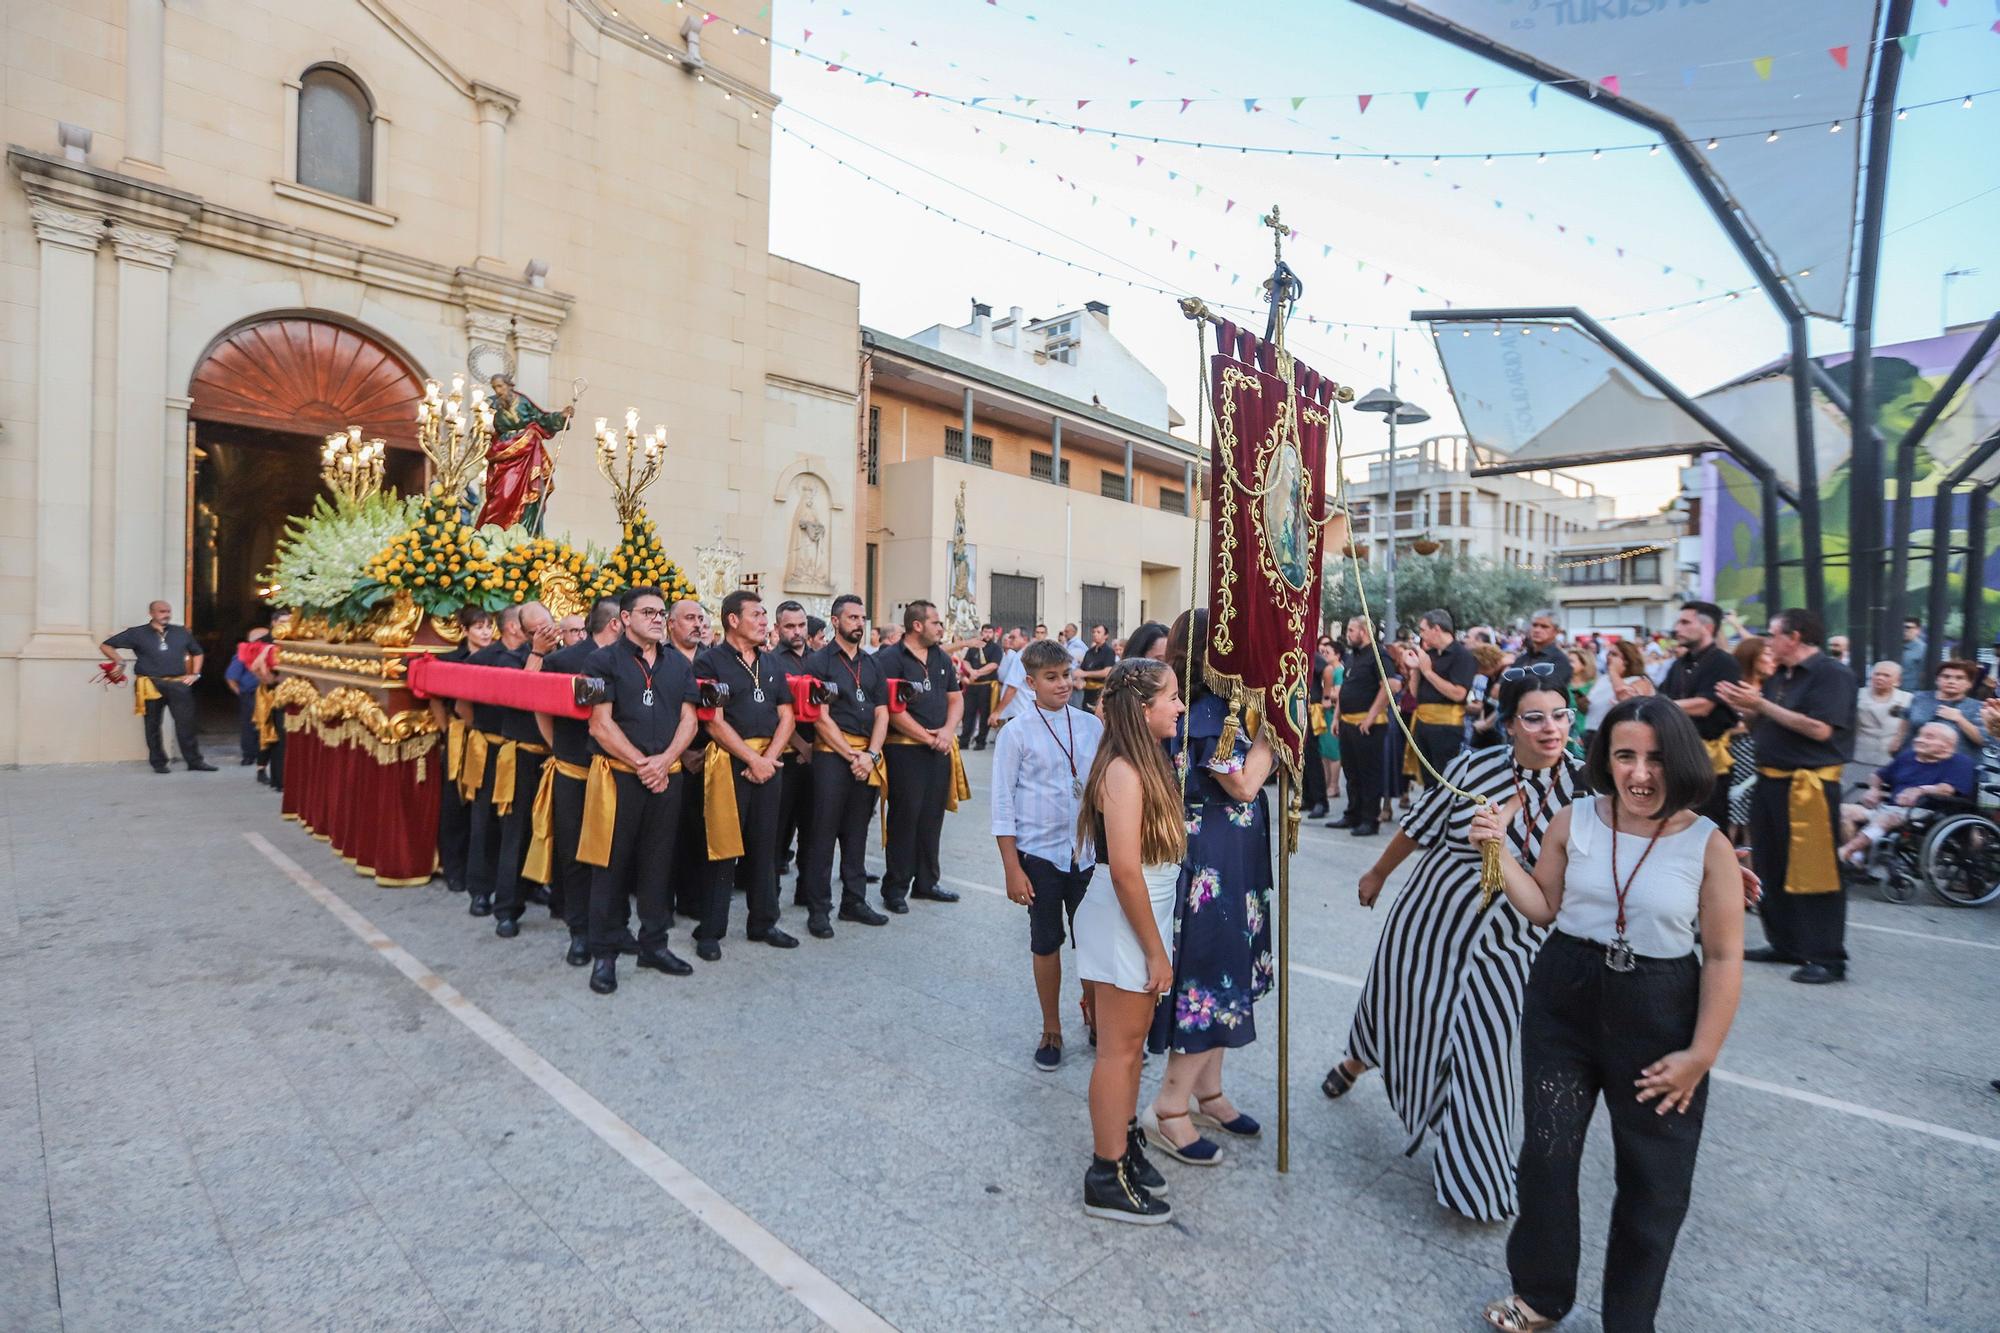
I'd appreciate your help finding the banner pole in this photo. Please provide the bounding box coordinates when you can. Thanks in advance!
[1276,767,1291,1173]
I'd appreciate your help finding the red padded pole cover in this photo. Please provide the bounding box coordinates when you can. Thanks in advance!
[404,656,593,718]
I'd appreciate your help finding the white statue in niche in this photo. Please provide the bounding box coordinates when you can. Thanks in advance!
[785,478,833,593]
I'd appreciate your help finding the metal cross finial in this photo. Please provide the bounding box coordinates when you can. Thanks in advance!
[1259,204,1303,344]
[1262,204,1291,264]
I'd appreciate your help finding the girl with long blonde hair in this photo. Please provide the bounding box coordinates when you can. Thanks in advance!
[1071,657,1186,1224]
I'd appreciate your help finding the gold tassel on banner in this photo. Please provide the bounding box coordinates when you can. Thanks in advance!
[1478,796,1504,908]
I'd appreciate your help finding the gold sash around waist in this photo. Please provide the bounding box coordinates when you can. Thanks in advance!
[133,675,162,715]
[1308,703,1327,736]
[1703,734,1734,776]
[445,718,467,783]
[1338,711,1371,727]
[1412,702,1466,728]
[252,683,278,747]
[1756,764,1845,895]
[812,731,887,790]
[457,729,505,803]
[491,739,549,817]
[881,733,971,845]
[576,752,685,868]
[705,735,774,861]
[522,756,590,885]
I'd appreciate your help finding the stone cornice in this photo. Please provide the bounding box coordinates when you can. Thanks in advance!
[766,372,857,405]
[9,147,198,239]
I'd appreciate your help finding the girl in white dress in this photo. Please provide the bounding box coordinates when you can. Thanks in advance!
[1071,658,1187,1225]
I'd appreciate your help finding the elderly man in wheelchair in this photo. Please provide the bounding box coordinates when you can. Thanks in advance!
[1839,721,1979,881]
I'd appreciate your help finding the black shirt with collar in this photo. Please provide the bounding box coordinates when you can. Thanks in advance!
[1661,641,1741,742]
[808,640,889,736]
[1080,642,1116,700]
[1415,640,1477,707]
[1339,644,1385,714]
[882,640,960,729]
[695,642,789,741]
[465,642,527,734]
[1753,650,1857,770]
[1516,640,1574,691]
[540,637,608,765]
[105,623,201,677]
[981,639,1005,670]
[583,635,697,758]
[775,643,816,762]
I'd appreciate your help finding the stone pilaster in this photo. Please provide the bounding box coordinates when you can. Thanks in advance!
[110,223,180,619]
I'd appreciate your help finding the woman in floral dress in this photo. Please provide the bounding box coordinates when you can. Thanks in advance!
[1139,610,1276,1166]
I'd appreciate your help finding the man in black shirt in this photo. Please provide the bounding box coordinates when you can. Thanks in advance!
[801,593,892,934]
[490,602,562,935]
[1078,622,1116,712]
[667,598,712,925]
[1400,608,1476,787]
[958,625,1000,749]
[578,585,701,994]
[772,600,815,889]
[694,590,800,959]
[1718,607,1857,985]
[528,597,622,965]
[1517,610,1574,691]
[880,599,966,911]
[100,600,215,773]
[429,608,493,894]
[1332,615,1391,835]
[1662,600,1741,831]
[1301,637,1332,818]
[456,604,531,917]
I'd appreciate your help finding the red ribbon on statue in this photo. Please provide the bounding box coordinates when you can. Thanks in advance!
[1202,319,1345,779]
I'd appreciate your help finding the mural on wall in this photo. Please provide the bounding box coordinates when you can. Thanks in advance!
[1705,329,2000,640]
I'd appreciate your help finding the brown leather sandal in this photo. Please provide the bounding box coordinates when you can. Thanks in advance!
[1482,1296,1555,1331]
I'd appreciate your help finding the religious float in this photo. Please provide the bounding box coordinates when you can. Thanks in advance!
[261,373,694,886]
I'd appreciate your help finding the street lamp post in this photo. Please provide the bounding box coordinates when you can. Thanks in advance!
[1354,335,1430,640]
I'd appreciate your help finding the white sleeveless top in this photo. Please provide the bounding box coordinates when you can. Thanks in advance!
[1555,799,1714,959]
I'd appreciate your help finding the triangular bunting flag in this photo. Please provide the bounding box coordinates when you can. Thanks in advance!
[1225,199,1235,213]
[1357,93,1373,113]
[1291,96,1306,110]
[1897,33,1920,58]
[1171,240,1178,251]
[1322,244,1332,257]
[1130,99,1142,109]
[1753,55,1773,80]
[1529,84,1539,106]
[1077,100,1090,109]
[1601,74,1621,97]
[1180,98,1193,113]
[1382,273,1392,286]
[1827,45,1849,70]
[1168,170,1178,180]
[1194,184,1204,196]
[1135,155,1144,166]
[804,29,812,41]
[1464,88,1479,106]
[970,97,987,106]
[1244,98,1259,112]
[1128,56,1137,65]
[1413,90,1430,109]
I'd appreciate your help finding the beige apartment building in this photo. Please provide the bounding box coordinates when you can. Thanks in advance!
[1,0,858,765]
[858,302,1207,637]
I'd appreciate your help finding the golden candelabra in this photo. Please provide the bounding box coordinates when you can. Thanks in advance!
[594,408,667,522]
[320,426,387,505]
[416,374,494,495]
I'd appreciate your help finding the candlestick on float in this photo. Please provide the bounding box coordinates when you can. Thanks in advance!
[594,407,668,522]
[417,373,496,497]
[320,426,387,505]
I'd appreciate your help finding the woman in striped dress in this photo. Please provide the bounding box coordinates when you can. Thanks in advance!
[1322,674,1584,1222]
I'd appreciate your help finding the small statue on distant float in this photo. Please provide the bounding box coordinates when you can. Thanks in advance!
[475,373,577,533]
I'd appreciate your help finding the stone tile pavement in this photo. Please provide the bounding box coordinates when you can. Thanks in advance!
[3,748,1997,1331]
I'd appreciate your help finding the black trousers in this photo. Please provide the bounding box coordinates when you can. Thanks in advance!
[699,758,783,942]
[1339,720,1381,824]
[236,687,260,763]
[264,726,285,790]
[883,744,949,905]
[1301,731,1328,809]
[776,754,813,871]
[588,769,683,960]
[463,748,504,899]
[492,751,547,923]
[959,682,992,747]
[141,679,202,767]
[673,758,710,921]
[437,754,471,890]
[1747,775,1848,965]
[803,750,877,917]
[1412,720,1462,788]
[550,767,590,937]
[1510,933,1708,1333]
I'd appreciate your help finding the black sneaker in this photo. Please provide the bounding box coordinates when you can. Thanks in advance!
[1123,1120,1167,1197]
[1083,1155,1171,1226]
[1033,1035,1062,1073]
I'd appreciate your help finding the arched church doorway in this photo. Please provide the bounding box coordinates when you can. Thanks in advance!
[186,315,429,719]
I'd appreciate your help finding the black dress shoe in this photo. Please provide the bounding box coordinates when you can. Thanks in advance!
[1304,803,1329,819]
[638,947,693,976]
[187,760,218,772]
[525,885,552,907]
[240,756,256,766]
[1791,961,1846,984]
[565,934,591,966]
[865,871,880,884]
[1350,822,1379,837]
[752,927,800,949]
[468,894,493,917]
[808,918,835,940]
[838,901,889,926]
[494,916,520,939]
[255,769,270,785]
[882,898,910,915]
[1326,814,1357,829]
[152,763,170,775]
[696,940,722,962]
[589,958,617,994]
[1743,946,1801,964]
[911,886,960,903]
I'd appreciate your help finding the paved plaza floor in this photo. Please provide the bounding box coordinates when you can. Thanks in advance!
[4,748,1998,1331]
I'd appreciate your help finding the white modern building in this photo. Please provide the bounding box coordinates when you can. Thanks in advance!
[1553,513,1695,635]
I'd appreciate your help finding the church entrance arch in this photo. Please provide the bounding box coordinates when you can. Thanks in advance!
[185,314,429,714]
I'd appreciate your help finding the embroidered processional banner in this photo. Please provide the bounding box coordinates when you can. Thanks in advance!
[1204,320,1347,781]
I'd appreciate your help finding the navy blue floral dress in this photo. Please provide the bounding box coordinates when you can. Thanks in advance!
[1148,692,1276,1055]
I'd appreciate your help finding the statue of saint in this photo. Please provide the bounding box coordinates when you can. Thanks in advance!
[785,482,832,592]
[475,374,574,533]
[945,481,978,636]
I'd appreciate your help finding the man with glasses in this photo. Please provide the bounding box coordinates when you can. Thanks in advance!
[1718,607,1857,985]
[1331,615,1391,836]
[1399,609,1476,788]
[1662,600,1741,831]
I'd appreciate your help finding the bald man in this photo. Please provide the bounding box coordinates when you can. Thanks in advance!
[102,600,214,773]
[491,601,564,936]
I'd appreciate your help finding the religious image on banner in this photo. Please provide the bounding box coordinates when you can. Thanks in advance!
[1199,316,1350,780]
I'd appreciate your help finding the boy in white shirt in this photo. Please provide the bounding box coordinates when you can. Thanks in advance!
[993,638,1105,1071]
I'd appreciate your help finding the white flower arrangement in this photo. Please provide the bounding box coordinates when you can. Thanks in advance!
[263,492,420,617]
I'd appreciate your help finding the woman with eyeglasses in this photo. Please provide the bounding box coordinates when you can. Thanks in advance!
[1323,669,1584,1222]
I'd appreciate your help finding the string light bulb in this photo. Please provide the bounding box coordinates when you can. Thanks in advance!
[1829,120,1842,133]
[1705,137,1718,150]
[1896,107,1908,120]
[1766,129,1779,142]
[1649,144,1661,155]
[1964,95,1975,109]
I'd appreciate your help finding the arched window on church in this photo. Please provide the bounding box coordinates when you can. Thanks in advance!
[297,65,373,202]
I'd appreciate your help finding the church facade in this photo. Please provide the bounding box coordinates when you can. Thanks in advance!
[0,0,858,766]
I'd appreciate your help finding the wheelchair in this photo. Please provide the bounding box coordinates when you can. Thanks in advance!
[1844,786,2000,908]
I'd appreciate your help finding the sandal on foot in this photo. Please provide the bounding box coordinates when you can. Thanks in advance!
[1321,1060,1367,1100]
[1191,1093,1261,1138]
[1482,1296,1554,1331]
[1138,1106,1223,1165]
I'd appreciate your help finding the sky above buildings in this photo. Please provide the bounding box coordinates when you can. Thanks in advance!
[759,0,2000,514]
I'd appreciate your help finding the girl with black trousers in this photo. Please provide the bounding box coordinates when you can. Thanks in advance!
[1469,696,1744,1332]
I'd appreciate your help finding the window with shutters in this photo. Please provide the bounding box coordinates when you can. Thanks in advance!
[990,573,1038,633]
[1459,492,1471,527]
[1080,583,1121,638]
[865,406,880,486]
[944,427,993,467]
[1100,471,1128,500]
[1029,451,1071,485]
[1159,486,1186,515]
